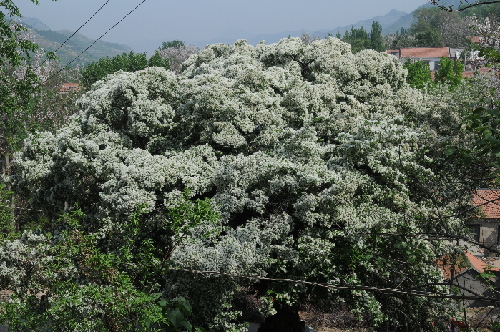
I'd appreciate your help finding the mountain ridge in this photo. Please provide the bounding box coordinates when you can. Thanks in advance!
[195,6,426,47]
[18,17,133,67]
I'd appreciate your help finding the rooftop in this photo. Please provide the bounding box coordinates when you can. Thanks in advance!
[386,47,450,58]
[473,189,500,219]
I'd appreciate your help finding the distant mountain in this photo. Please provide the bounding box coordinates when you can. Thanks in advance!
[19,17,133,67]
[196,8,414,47]
[18,17,50,30]
[323,9,410,37]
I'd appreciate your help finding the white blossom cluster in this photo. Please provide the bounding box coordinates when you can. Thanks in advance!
[11,37,486,329]
[155,44,200,74]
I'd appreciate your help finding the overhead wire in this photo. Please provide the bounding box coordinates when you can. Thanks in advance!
[42,0,111,62]
[168,267,500,303]
[43,0,149,83]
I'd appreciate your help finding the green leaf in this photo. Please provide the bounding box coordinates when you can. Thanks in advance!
[444,147,456,156]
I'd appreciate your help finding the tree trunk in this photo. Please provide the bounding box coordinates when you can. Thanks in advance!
[257,303,305,332]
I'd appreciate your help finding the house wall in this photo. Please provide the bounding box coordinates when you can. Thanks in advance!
[402,57,442,70]
[468,219,500,253]
[453,270,500,308]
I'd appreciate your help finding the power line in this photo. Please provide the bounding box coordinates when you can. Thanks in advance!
[38,0,111,71]
[168,267,500,303]
[64,0,148,68]
[50,0,112,56]
[43,0,149,83]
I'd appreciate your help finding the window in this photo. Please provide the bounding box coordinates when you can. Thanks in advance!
[469,224,480,242]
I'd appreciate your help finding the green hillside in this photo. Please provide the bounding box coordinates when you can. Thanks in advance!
[19,18,133,67]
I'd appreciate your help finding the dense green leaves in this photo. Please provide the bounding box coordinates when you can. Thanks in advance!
[435,57,464,88]
[0,195,211,331]
[403,59,433,89]
[160,40,185,50]
[81,51,170,88]
[339,21,386,53]
[403,57,464,90]
[10,37,491,330]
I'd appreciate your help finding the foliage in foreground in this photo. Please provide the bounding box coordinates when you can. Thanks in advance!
[7,37,493,331]
[0,198,210,331]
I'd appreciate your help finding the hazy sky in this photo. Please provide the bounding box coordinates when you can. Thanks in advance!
[15,0,427,53]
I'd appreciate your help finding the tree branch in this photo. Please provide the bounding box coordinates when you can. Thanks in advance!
[431,0,500,12]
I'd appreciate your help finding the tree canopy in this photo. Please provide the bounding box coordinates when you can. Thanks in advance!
[80,51,169,88]
[154,40,199,74]
[338,21,385,53]
[0,0,55,162]
[5,37,492,331]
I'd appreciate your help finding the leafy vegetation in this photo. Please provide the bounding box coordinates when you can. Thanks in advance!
[154,40,199,74]
[3,1,500,331]
[337,21,385,52]
[0,203,207,331]
[403,59,433,89]
[7,36,493,331]
[81,51,170,88]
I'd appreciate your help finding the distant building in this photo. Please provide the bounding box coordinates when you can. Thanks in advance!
[386,47,452,71]
[59,83,80,93]
[386,46,490,76]
[469,189,500,253]
[438,251,500,308]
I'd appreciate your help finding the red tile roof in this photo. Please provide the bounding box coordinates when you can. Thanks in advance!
[59,83,80,93]
[438,251,500,280]
[465,251,500,273]
[468,36,482,44]
[400,47,450,58]
[473,189,500,219]
[437,255,467,279]
[386,47,451,58]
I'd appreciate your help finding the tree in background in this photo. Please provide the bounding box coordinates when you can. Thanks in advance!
[155,40,199,74]
[147,51,170,68]
[340,26,370,53]
[299,33,320,45]
[435,57,465,88]
[403,57,464,90]
[0,0,80,234]
[385,28,418,49]
[81,51,169,88]
[339,22,386,53]
[160,40,186,49]
[8,37,492,331]
[385,7,473,49]
[403,59,433,89]
[0,0,54,171]
[370,21,385,52]
[410,8,445,47]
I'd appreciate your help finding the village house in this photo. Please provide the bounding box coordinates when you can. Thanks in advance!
[386,46,489,77]
[386,47,452,71]
[59,82,80,94]
[469,189,500,255]
[434,190,500,311]
[439,251,500,308]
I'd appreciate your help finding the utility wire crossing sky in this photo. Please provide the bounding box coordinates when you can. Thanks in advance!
[16,0,427,53]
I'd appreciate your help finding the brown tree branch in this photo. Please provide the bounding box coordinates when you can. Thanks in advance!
[431,0,500,12]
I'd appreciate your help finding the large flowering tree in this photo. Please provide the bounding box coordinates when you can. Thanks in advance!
[4,37,491,331]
